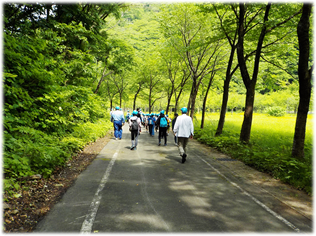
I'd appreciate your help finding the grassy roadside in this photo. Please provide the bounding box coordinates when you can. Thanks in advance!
[193,112,313,195]
[0,117,113,230]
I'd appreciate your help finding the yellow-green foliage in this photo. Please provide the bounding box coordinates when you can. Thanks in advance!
[194,112,313,194]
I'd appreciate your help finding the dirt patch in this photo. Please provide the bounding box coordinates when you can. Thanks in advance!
[3,131,113,232]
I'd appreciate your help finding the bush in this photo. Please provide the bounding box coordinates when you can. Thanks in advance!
[265,106,286,117]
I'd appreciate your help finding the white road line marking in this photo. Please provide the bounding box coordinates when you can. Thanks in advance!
[80,148,119,233]
[198,156,300,233]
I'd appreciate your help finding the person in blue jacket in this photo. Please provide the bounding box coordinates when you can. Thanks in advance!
[111,106,125,140]
[148,113,156,136]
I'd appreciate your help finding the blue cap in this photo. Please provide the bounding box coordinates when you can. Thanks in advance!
[132,110,138,115]
[160,110,165,114]
[115,106,120,110]
[181,107,188,113]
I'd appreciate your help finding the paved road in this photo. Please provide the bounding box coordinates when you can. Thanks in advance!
[35,124,312,233]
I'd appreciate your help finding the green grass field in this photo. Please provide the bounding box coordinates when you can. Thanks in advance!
[193,112,313,194]
[196,112,313,151]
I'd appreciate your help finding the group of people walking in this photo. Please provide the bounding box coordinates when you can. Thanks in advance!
[110,107,194,163]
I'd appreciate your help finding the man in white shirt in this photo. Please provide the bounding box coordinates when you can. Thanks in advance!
[173,107,194,163]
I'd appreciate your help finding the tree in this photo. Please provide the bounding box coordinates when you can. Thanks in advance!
[292,4,313,159]
[202,0,238,136]
[159,3,224,118]
[236,3,302,143]
[201,54,221,128]
[94,38,134,94]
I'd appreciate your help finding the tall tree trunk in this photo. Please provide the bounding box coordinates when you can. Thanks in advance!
[133,84,141,111]
[94,68,113,94]
[239,82,256,142]
[237,3,270,143]
[201,75,215,129]
[187,84,194,113]
[292,4,312,159]
[216,46,236,136]
[189,84,198,119]
[149,89,152,113]
[166,84,174,115]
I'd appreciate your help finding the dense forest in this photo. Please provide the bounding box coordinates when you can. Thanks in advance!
[3,3,313,193]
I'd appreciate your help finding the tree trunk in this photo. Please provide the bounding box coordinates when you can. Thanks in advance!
[216,76,231,135]
[94,69,113,94]
[237,3,270,143]
[187,85,194,114]
[166,84,174,115]
[239,82,256,142]
[189,85,198,119]
[201,77,214,129]
[216,46,236,136]
[133,84,141,111]
[292,4,312,159]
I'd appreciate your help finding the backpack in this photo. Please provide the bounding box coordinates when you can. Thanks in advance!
[130,119,138,131]
[148,118,153,125]
[160,117,168,127]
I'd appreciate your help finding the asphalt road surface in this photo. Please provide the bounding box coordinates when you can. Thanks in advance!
[35,124,312,233]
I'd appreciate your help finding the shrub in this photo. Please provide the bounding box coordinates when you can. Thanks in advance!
[265,106,286,117]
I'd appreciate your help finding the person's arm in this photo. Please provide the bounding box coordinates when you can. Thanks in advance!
[138,118,142,132]
[173,119,179,135]
[155,117,160,126]
[190,118,194,138]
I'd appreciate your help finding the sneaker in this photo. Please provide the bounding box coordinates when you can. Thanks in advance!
[158,143,161,146]
[182,153,187,163]
[164,144,167,146]
[115,138,117,140]
[130,146,135,150]
[174,143,178,146]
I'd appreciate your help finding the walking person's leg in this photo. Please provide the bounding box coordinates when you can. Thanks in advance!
[158,128,162,145]
[118,121,123,139]
[134,132,139,149]
[114,121,119,139]
[177,137,185,156]
[131,131,135,149]
[177,137,187,163]
[183,138,189,155]
[163,127,167,145]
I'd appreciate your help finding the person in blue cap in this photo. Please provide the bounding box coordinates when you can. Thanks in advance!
[147,113,156,136]
[110,106,125,140]
[129,110,142,150]
[155,110,168,146]
[173,107,194,163]
[126,110,131,122]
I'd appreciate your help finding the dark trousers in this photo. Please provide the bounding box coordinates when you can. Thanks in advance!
[131,130,139,147]
[149,124,154,136]
[158,127,167,144]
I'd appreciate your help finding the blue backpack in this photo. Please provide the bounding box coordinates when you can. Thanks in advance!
[160,117,168,127]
